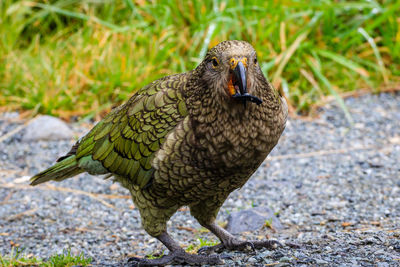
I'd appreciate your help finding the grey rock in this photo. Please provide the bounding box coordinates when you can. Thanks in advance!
[22,115,74,141]
[225,206,283,234]
[247,257,257,263]
[259,250,274,258]
[279,256,292,262]
[314,258,329,264]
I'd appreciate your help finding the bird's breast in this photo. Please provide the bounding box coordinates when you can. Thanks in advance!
[192,111,282,171]
[150,102,286,203]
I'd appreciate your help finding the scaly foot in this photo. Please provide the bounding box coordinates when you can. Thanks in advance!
[128,250,223,266]
[198,238,282,255]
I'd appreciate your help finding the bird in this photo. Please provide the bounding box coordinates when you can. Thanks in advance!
[30,40,288,266]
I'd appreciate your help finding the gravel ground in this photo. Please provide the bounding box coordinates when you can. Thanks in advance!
[1,92,399,266]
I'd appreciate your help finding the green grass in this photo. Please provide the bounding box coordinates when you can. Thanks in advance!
[0,247,92,267]
[0,0,399,120]
[185,237,219,253]
[145,251,164,260]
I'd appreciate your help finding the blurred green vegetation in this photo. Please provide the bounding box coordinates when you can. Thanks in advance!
[0,247,92,266]
[0,0,399,119]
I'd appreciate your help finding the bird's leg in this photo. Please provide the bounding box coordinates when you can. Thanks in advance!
[128,195,223,266]
[198,222,282,255]
[128,231,223,266]
[190,195,281,255]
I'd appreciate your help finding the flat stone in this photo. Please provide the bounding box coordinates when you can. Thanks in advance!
[315,258,329,265]
[22,115,74,141]
[225,206,283,234]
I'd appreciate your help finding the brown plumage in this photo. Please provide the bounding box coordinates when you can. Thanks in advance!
[30,40,287,265]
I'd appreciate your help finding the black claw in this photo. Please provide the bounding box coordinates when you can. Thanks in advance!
[197,243,225,255]
[127,256,142,265]
[220,253,234,260]
[252,239,283,250]
[246,241,256,252]
[283,241,301,248]
[197,246,209,254]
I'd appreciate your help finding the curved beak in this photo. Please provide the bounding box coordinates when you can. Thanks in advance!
[230,61,262,106]
[233,61,248,96]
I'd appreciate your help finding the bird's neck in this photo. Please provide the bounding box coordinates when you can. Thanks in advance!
[182,70,286,153]
[182,69,282,124]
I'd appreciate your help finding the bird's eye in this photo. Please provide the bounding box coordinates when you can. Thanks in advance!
[254,57,258,65]
[211,57,219,68]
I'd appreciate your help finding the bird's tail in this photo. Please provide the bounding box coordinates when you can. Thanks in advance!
[30,155,83,186]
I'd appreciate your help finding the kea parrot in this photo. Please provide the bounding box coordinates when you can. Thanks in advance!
[30,40,288,265]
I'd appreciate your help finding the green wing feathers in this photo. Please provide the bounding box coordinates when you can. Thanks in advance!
[74,75,187,188]
[30,75,187,188]
[30,155,83,185]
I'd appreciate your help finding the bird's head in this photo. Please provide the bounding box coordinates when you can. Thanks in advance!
[197,40,263,107]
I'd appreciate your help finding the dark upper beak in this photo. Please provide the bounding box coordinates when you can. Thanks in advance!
[233,61,248,95]
[231,61,262,105]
